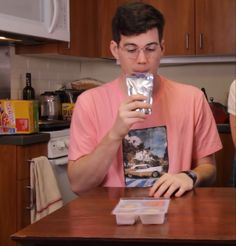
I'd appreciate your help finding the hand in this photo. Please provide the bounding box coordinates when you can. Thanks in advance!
[109,94,151,140]
[149,173,194,198]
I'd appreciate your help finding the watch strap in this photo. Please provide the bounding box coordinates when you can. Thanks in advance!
[181,170,197,185]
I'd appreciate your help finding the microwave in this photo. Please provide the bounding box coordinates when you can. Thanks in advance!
[0,0,70,42]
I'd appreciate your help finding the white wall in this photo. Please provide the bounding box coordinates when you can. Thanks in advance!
[10,47,235,106]
[74,59,236,105]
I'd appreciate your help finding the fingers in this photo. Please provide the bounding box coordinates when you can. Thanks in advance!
[122,94,152,113]
[149,173,194,198]
[110,94,151,140]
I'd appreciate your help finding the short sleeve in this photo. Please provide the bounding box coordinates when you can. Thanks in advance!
[192,93,222,160]
[68,92,97,161]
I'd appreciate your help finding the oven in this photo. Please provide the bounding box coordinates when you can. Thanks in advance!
[44,128,77,204]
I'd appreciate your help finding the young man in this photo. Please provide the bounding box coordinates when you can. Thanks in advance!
[68,2,222,198]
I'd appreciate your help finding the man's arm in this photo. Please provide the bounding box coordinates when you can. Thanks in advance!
[68,132,122,194]
[149,154,216,198]
[229,113,236,149]
[68,94,151,194]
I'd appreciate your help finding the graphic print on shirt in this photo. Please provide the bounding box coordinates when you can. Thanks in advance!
[123,126,168,187]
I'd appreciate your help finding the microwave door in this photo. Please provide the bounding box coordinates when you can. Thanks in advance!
[44,0,60,34]
[0,0,70,42]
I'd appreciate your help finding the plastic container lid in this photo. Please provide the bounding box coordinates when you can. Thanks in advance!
[112,198,170,225]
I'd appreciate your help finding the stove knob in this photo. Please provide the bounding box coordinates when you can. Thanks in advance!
[55,141,66,149]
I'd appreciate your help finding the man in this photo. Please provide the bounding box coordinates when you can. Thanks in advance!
[68,2,222,198]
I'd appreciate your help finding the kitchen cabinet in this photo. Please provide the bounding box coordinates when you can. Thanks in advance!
[214,133,235,187]
[195,0,236,55]
[144,0,236,56]
[96,0,128,58]
[15,0,98,57]
[0,142,48,246]
[143,0,195,56]
[96,0,236,57]
[15,0,236,58]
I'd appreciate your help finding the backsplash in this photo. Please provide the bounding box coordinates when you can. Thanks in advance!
[9,47,235,105]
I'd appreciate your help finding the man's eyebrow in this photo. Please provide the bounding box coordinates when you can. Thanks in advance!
[123,41,159,47]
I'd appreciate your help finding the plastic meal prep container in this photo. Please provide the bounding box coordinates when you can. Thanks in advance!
[112,198,170,225]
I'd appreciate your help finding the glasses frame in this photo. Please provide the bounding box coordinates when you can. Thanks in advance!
[118,42,160,60]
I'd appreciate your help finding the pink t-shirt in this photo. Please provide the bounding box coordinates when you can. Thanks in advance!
[69,76,222,187]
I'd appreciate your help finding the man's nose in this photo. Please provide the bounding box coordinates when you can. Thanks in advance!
[136,49,148,63]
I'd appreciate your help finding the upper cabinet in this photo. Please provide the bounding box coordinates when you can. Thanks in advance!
[144,0,195,56]
[96,0,128,58]
[144,0,236,56]
[195,0,236,55]
[16,0,236,58]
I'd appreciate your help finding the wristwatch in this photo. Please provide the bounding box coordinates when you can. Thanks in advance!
[181,170,197,185]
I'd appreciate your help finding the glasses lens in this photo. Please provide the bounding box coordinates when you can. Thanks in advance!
[121,43,159,59]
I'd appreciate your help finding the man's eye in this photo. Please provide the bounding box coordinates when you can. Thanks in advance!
[146,47,156,52]
[127,49,137,53]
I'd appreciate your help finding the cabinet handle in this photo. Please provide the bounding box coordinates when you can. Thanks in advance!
[199,33,204,49]
[185,33,189,49]
[25,185,34,210]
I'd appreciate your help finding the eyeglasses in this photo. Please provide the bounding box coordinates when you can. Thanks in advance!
[119,42,160,59]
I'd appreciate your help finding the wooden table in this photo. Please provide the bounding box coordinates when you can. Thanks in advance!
[11,187,236,246]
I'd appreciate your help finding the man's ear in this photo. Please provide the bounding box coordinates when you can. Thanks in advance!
[160,39,165,53]
[110,40,119,60]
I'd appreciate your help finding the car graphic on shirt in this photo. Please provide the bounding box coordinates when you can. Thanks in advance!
[125,164,163,178]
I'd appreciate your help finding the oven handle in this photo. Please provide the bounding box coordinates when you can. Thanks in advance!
[49,156,68,165]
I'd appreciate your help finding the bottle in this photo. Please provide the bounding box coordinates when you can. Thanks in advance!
[23,73,35,100]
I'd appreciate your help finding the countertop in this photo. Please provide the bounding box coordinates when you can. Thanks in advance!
[0,132,50,145]
[0,124,230,146]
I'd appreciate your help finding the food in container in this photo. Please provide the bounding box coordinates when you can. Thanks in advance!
[112,198,170,225]
[126,73,154,114]
[62,103,74,121]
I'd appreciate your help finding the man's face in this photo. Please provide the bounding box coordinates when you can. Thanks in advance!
[110,28,164,78]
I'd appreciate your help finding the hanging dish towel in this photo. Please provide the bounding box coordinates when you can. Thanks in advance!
[30,156,63,223]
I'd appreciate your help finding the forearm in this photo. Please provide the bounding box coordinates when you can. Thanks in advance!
[193,155,216,187]
[68,131,122,194]
[229,114,236,149]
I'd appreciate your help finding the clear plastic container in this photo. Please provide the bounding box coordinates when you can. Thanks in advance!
[112,198,170,225]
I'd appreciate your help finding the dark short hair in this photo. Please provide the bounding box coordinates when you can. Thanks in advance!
[112,1,165,44]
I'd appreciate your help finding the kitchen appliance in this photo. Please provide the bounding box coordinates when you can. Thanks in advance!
[0,47,10,99]
[39,91,62,121]
[0,0,70,42]
[55,89,84,104]
[44,128,77,204]
[201,88,229,124]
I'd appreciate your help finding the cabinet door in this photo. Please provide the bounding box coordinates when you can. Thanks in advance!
[97,0,128,58]
[215,133,235,187]
[17,179,31,229]
[16,143,48,228]
[144,0,195,56]
[58,0,98,57]
[0,145,17,246]
[195,0,236,55]
[17,143,48,180]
